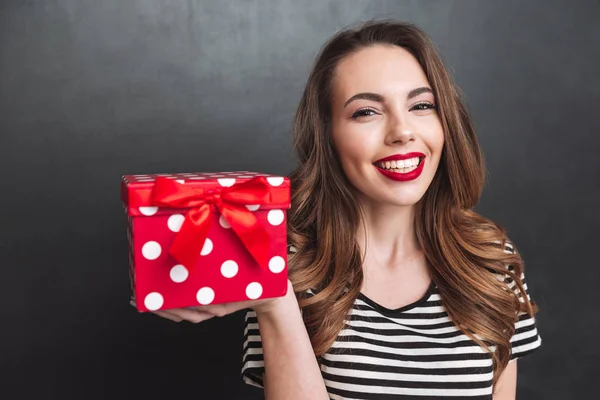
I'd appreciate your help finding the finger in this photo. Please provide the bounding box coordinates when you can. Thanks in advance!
[195,302,247,317]
[129,298,182,322]
[168,308,216,323]
[152,310,183,322]
[131,299,182,321]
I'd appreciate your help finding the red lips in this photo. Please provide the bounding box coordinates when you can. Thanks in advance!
[374,152,425,163]
[373,152,426,182]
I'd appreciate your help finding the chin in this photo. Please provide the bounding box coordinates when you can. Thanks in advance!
[390,187,429,204]
[359,189,427,208]
[383,195,424,208]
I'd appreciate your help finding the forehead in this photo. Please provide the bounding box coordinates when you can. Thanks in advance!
[332,44,431,100]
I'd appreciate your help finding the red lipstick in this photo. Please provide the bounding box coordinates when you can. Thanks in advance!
[373,152,426,182]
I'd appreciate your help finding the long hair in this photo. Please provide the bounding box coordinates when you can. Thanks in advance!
[286,20,537,387]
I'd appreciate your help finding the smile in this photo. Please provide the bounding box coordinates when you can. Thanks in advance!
[375,156,421,172]
[373,152,426,182]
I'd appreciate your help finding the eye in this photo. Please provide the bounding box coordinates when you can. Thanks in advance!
[410,102,436,112]
[351,108,378,119]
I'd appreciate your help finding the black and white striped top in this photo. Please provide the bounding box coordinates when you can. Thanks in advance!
[241,252,542,399]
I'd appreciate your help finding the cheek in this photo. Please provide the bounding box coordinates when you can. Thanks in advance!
[424,123,445,157]
[428,133,445,174]
[333,132,373,168]
[339,141,365,163]
[433,134,444,157]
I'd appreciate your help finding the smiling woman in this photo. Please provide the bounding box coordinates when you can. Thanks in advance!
[251,20,541,399]
[151,19,541,400]
[330,45,444,209]
[344,87,435,180]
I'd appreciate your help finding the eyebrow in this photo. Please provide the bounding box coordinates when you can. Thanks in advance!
[343,86,434,108]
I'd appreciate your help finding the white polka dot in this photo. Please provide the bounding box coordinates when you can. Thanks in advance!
[139,206,158,216]
[246,282,263,300]
[142,241,161,260]
[246,204,260,211]
[267,177,284,186]
[175,179,185,184]
[267,209,285,226]
[144,292,164,310]
[269,256,286,273]
[217,178,236,187]
[197,287,215,305]
[167,214,185,232]
[220,260,239,278]
[169,264,188,283]
[219,215,231,229]
[200,238,213,256]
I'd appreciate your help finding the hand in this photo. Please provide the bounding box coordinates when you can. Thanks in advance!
[131,279,295,323]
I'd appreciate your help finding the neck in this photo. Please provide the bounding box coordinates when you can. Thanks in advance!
[356,195,423,271]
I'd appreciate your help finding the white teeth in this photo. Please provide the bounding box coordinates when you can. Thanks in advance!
[376,157,422,172]
[407,157,419,167]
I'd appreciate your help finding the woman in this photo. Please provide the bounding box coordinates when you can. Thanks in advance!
[151,20,542,399]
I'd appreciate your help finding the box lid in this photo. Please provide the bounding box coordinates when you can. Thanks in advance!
[121,171,290,217]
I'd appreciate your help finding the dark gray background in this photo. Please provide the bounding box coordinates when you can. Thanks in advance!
[1,0,598,399]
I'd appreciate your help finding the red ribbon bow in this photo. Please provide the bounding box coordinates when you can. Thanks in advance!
[150,176,277,270]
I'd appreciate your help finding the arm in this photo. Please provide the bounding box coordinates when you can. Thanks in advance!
[493,360,517,400]
[256,281,329,400]
[149,279,328,398]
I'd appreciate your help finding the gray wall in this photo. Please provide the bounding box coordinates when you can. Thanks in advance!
[1,0,598,399]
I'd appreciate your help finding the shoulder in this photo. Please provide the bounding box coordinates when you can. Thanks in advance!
[286,243,320,298]
[493,240,536,309]
[287,243,299,255]
[490,239,519,274]
[503,240,516,254]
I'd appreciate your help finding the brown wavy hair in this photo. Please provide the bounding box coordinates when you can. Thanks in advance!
[286,20,537,386]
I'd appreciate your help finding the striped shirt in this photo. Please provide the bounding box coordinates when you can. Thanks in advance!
[241,252,542,399]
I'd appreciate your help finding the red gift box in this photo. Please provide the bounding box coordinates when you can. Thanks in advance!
[121,171,291,312]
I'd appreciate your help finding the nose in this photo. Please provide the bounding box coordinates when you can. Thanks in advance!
[385,113,415,145]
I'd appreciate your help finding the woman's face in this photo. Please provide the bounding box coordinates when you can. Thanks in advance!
[330,44,444,208]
